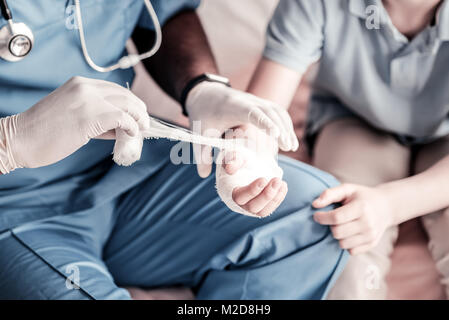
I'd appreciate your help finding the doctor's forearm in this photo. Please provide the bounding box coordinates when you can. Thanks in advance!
[379,154,449,225]
[133,10,218,103]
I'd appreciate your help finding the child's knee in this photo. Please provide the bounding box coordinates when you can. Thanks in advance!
[279,156,340,207]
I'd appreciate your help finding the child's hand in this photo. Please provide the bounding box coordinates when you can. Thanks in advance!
[219,124,288,218]
[312,184,394,255]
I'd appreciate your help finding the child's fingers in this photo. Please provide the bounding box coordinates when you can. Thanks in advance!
[330,220,364,240]
[232,178,268,206]
[349,243,374,256]
[241,178,282,214]
[312,184,354,208]
[337,233,370,251]
[257,181,288,217]
[313,202,361,225]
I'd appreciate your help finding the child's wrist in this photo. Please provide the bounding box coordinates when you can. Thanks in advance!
[376,183,405,226]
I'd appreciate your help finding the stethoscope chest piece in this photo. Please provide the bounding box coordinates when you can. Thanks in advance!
[0,21,34,62]
[0,0,160,69]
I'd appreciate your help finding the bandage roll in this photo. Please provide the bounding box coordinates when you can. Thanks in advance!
[113,129,143,167]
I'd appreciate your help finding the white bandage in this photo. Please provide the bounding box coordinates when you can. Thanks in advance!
[113,129,143,166]
[113,117,283,217]
[215,148,283,218]
[112,117,243,166]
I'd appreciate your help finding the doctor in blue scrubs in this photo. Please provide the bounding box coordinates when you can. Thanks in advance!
[0,0,347,299]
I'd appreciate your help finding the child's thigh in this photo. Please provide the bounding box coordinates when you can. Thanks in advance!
[415,136,449,283]
[414,135,449,174]
[313,117,411,185]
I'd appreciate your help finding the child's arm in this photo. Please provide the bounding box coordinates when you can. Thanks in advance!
[248,0,325,108]
[380,154,449,224]
[313,154,449,255]
[247,58,303,109]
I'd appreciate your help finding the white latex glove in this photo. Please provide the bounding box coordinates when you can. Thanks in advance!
[0,76,149,174]
[185,82,299,178]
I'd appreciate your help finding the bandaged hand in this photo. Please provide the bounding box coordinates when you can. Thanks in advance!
[312,184,395,255]
[0,76,149,174]
[215,125,288,218]
[186,82,299,178]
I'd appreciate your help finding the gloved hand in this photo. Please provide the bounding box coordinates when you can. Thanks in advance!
[0,76,149,174]
[185,82,299,178]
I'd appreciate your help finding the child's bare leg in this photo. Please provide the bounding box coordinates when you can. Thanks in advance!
[313,117,411,299]
[414,135,449,299]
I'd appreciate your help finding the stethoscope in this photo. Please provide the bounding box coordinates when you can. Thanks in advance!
[0,0,162,72]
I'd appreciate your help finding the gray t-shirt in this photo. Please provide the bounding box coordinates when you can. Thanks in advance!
[264,0,449,143]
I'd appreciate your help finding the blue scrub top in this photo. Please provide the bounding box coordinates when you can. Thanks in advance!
[0,0,200,230]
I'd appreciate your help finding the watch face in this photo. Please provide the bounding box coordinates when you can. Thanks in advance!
[9,34,32,57]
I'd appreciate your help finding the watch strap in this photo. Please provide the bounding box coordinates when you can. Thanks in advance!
[180,73,231,116]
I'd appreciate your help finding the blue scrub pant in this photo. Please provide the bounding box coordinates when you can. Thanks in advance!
[0,141,347,300]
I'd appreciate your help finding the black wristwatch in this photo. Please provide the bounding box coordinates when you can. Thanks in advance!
[180,73,231,116]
